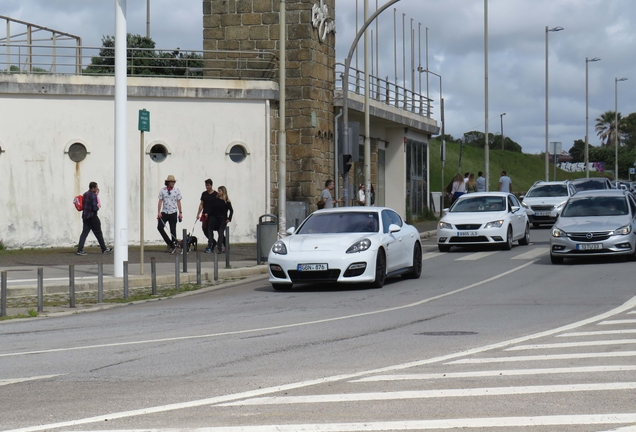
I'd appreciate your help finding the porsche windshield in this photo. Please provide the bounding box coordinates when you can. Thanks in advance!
[450,196,506,213]
[297,212,379,234]
[561,196,629,217]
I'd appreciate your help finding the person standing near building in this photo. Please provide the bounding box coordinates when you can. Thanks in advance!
[195,178,218,253]
[211,185,234,253]
[76,181,111,256]
[466,173,478,193]
[157,174,183,254]
[320,179,341,208]
[476,171,486,192]
[357,184,366,206]
[499,170,513,193]
[463,172,470,185]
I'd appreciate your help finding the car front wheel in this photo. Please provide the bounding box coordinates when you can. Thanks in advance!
[370,249,387,288]
[438,244,451,252]
[272,283,292,291]
[550,254,563,264]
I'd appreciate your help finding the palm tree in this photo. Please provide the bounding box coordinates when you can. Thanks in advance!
[595,110,623,147]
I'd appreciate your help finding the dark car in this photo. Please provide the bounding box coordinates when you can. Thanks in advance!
[571,177,613,191]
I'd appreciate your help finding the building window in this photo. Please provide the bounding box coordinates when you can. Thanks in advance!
[67,143,88,162]
[228,144,247,163]
[149,144,169,163]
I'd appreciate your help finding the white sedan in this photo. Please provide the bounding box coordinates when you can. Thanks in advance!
[267,207,422,291]
[437,192,530,252]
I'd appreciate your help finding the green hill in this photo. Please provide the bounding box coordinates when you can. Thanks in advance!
[428,139,602,194]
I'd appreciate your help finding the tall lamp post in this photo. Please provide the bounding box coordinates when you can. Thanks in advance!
[419,67,443,214]
[545,26,563,181]
[585,56,601,178]
[500,112,506,150]
[615,77,628,179]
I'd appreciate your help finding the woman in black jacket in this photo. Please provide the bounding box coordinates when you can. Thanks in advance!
[211,186,234,253]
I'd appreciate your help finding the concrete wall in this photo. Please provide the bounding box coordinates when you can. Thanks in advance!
[0,75,277,248]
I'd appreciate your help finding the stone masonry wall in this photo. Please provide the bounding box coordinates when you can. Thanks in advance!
[203,0,336,214]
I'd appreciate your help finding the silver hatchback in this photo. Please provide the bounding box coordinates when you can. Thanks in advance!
[550,190,636,264]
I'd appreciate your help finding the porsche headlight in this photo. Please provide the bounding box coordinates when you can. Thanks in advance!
[346,238,371,253]
[612,225,632,236]
[439,221,453,230]
[271,240,287,255]
[551,227,566,237]
[484,220,504,229]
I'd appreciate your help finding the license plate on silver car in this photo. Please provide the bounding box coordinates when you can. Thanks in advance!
[298,263,328,271]
[576,243,602,250]
[457,231,479,237]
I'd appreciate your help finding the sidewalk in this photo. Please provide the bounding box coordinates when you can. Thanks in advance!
[0,221,438,318]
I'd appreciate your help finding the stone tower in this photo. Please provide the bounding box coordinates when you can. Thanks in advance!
[202,0,337,211]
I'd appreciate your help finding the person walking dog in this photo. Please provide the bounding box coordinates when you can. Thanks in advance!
[157,174,183,254]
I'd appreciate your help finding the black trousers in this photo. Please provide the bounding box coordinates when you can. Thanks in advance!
[158,212,178,247]
[216,219,228,251]
[78,216,107,252]
[207,215,218,249]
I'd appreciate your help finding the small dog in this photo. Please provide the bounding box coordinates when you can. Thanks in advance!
[176,234,197,252]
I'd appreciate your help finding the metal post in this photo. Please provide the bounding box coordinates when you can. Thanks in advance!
[37,267,43,313]
[175,253,180,290]
[484,0,489,191]
[585,57,601,178]
[546,26,563,181]
[140,129,145,275]
[98,263,104,303]
[123,261,129,300]
[196,251,202,285]
[615,77,628,180]
[225,226,230,268]
[69,265,75,308]
[182,228,188,273]
[214,250,219,282]
[500,112,506,150]
[151,257,157,295]
[1,271,7,317]
[278,0,287,236]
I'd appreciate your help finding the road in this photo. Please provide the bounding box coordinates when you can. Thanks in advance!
[2,228,636,431]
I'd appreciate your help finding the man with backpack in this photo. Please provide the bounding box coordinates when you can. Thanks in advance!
[76,181,111,256]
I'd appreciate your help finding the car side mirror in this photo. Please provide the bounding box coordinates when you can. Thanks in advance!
[511,205,520,213]
[442,208,449,217]
[388,223,401,234]
[286,227,295,235]
[519,195,525,200]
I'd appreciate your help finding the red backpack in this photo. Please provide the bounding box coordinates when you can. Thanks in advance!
[73,195,83,211]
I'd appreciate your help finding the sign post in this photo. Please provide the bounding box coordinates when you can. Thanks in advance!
[138,109,150,274]
[549,141,561,181]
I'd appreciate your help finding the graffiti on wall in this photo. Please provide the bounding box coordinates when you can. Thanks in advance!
[557,162,604,173]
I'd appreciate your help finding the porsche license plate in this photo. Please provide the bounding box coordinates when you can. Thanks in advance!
[457,231,478,237]
[576,243,602,250]
[298,263,328,271]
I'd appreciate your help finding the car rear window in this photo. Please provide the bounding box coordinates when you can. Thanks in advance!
[297,212,379,234]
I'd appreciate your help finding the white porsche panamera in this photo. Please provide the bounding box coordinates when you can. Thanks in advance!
[267,207,422,291]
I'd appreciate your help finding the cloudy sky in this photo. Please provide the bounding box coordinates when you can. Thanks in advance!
[2,0,635,155]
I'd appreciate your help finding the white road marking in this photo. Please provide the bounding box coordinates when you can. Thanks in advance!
[0,261,537,359]
[557,329,636,337]
[350,365,636,382]
[7,272,636,432]
[67,414,636,431]
[599,319,636,325]
[505,339,636,351]
[421,252,441,261]
[448,351,636,364]
[455,251,498,261]
[220,382,636,406]
[601,426,636,432]
[0,375,62,386]
[628,310,636,314]
[511,247,549,259]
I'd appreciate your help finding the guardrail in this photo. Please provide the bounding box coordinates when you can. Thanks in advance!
[335,62,433,117]
[0,44,278,80]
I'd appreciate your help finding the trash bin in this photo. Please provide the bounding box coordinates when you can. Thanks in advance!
[257,214,278,264]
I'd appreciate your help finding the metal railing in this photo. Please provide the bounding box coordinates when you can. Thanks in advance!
[335,62,433,117]
[0,43,278,80]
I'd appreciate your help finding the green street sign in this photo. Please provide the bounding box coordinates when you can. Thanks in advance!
[138,109,150,132]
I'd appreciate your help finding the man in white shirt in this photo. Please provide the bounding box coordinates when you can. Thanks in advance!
[357,184,366,206]
[499,170,513,193]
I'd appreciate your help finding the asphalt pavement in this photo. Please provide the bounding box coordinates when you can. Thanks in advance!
[0,221,438,318]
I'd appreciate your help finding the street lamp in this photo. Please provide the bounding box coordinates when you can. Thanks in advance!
[545,26,563,181]
[585,56,601,178]
[419,66,443,214]
[500,112,506,150]
[615,77,628,180]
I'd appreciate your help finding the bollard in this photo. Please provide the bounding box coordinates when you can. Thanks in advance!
[123,261,129,300]
[97,263,104,303]
[151,257,157,295]
[37,267,44,313]
[1,271,7,317]
[225,226,230,268]
[196,251,202,286]
[182,228,188,273]
[214,249,219,282]
[175,253,180,290]
[69,265,75,308]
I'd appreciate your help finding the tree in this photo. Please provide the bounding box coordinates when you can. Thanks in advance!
[84,34,203,77]
[568,139,585,162]
[595,110,624,147]
[622,112,636,151]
